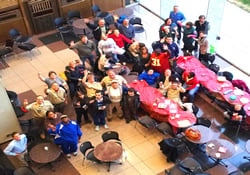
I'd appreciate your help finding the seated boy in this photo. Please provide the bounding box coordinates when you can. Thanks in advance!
[138,68,160,87]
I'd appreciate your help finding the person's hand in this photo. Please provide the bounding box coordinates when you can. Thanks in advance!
[23,99,28,106]
[131,38,136,42]
[107,30,112,35]
[113,15,119,22]
[70,41,75,46]
[83,69,88,75]
[84,18,89,23]
[89,100,94,103]
[38,72,41,76]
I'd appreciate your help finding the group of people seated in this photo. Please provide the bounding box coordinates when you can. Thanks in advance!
[4,5,248,163]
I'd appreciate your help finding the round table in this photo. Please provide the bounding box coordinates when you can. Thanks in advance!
[185,125,213,144]
[94,141,123,171]
[72,18,88,36]
[206,139,235,160]
[29,142,61,164]
[113,8,134,17]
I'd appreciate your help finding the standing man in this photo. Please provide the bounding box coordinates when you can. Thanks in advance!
[45,82,67,113]
[194,15,210,51]
[70,35,95,69]
[24,95,54,139]
[169,5,186,43]
[48,115,82,158]
[4,132,27,165]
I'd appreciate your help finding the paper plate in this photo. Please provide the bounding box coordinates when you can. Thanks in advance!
[233,89,242,96]
[217,76,226,82]
[240,97,249,104]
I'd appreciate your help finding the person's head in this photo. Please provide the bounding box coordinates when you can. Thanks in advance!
[234,104,242,111]
[95,90,103,100]
[199,15,206,24]
[107,70,116,79]
[163,26,170,33]
[171,82,179,89]
[123,18,129,26]
[146,68,154,75]
[76,91,85,99]
[188,72,195,79]
[51,82,59,91]
[36,95,44,105]
[80,35,88,43]
[111,80,119,89]
[87,73,95,83]
[105,52,113,59]
[46,111,55,119]
[113,29,120,37]
[48,71,57,80]
[11,132,21,141]
[98,19,105,27]
[199,31,205,38]
[140,46,148,54]
[69,61,76,69]
[165,18,172,25]
[166,36,173,44]
[75,59,83,66]
[185,22,193,28]
[164,69,171,77]
[128,88,135,96]
[154,47,162,56]
[173,5,179,13]
[60,115,69,124]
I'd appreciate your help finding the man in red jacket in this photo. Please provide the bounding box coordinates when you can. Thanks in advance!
[147,47,170,74]
[182,71,200,102]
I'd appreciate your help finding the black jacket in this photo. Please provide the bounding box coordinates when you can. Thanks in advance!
[87,96,110,116]
[86,22,109,41]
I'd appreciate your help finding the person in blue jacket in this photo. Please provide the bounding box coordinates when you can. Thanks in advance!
[48,115,82,158]
[138,68,160,87]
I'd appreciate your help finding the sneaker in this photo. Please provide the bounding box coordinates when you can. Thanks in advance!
[95,125,100,131]
[66,154,71,158]
[73,152,78,156]
[104,124,109,129]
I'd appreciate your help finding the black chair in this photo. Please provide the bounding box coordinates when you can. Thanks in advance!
[102,131,121,143]
[156,122,174,136]
[159,138,188,163]
[9,29,32,44]
[67,10,81,25]
[165,157,204,175]
[129,17,147,38]
[54,17,73,41]
[79,141,100,165]
[13,166,36,175]
[135,115,158,136]
[17,43,37,60]
[192,104,199,116]
[196,117,211,128]
[91,5,110,18]
[0,47,13,66]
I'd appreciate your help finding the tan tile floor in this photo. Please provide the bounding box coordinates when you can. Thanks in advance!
[0,4,249,175]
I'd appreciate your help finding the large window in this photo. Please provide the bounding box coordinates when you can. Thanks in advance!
[139,0,250,75]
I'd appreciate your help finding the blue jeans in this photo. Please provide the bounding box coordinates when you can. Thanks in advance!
[80,54,95,68]
[183,84,199,102]
[54,138,77,154]
[93,112,106,126]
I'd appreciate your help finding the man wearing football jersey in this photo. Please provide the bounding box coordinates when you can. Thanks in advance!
[147,47,171,74]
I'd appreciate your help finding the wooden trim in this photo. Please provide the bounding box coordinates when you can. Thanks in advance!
[18,0,32,35]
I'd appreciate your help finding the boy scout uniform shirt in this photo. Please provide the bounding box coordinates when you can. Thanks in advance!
[26,100,54,118]
[46,87,65,104]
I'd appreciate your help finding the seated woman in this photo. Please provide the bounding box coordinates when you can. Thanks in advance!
[224,103,246,122]
[108,29,132,49]
[182,71,200,102]
[125,42,145,64]
[138,68,160,87]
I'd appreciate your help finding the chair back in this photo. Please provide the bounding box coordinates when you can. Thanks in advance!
[86,149,100,162]
[67,10,81,20]
[102,131,120,142]
[9,29,20,39]
[54,17,67,28]
[5,39,14,48]
[80,141,94,156]
[179,157,203,174]
[129,17,142,25]
[192,104,199,116]
[92,5,101,14]
[196,117,211,128]
[138,115,157,128]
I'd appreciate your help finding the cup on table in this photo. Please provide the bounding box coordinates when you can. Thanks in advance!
[44,146,48,151]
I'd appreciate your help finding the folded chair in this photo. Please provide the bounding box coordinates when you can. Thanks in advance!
[129,17,147,39]
[79,141,100,166]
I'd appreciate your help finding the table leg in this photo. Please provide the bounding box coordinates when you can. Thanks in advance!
[215,159,228,167]
[107,162,111,172]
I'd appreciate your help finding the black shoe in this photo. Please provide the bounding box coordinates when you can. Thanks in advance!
[85,120,92,123]
[107,118,112,122]
[126,120,130,124]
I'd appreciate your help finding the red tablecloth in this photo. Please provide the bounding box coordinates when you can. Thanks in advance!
[177,56,250,117]
[129,80,196,128]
